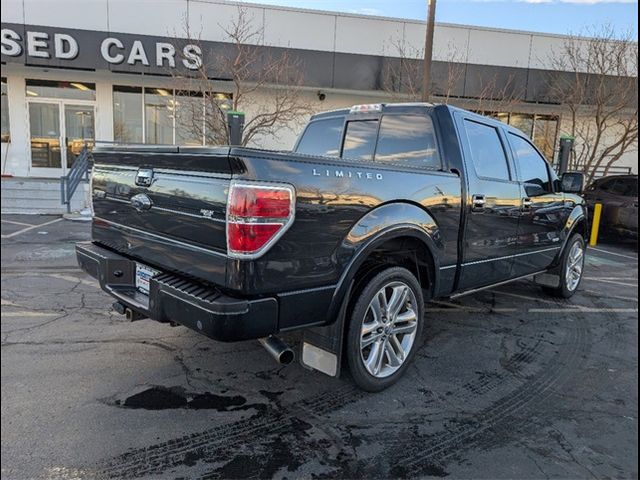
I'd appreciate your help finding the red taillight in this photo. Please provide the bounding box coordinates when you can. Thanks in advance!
[227,182,295,258]
[227,223,281,253]
[229,187,291,218]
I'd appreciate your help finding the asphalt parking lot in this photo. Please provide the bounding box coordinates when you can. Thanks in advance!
[1,215,638,479]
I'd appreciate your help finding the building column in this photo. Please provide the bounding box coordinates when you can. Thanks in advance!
[95,77,113,144]
[3,74,29,177]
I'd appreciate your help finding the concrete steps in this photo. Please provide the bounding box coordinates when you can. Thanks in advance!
[1,177,89,214]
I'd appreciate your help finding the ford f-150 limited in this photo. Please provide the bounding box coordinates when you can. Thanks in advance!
[76,103,587,391]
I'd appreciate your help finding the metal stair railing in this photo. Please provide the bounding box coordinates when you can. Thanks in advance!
[60,145,92,213]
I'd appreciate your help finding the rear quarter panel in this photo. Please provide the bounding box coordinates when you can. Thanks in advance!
[227,152,463,299]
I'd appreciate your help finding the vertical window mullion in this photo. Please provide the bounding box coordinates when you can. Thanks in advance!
[202,96,206,146]
[142,86,146,144]
[172,89,176,145]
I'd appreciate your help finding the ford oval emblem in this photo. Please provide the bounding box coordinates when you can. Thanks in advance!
[131,193,153,212]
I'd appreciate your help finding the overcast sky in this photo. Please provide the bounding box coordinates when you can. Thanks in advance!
[239,0,638,39]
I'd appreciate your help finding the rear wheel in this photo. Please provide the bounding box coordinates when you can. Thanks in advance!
[346,267,424,392]
[544,234,586,298]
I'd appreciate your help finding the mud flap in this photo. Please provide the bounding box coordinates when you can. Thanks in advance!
[534,264,561,288]
[301,281,353,377]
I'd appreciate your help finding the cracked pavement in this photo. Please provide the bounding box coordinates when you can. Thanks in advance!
[1,215,638,479]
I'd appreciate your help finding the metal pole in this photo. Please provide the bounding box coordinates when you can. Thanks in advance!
[422,0,437,102]
[557,135,574,175]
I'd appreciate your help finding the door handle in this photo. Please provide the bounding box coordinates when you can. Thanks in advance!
[522,198,533,210]
[471,194,486,213]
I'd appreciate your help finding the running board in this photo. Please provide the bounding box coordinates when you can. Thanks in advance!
[449,270,548,299]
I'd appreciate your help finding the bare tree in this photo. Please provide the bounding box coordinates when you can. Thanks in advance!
[172,7,312,147]
[547,25,638,183]
[381,39,524,113]
[382,38,464,103]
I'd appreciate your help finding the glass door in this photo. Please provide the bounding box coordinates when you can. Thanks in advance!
[28,101,62,174]
[64,104,95,169]
[28,100,95,176]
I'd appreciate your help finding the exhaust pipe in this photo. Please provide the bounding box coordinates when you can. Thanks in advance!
[259,335,295,365]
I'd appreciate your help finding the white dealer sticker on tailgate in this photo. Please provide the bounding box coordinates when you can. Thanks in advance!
[135,263,159,295]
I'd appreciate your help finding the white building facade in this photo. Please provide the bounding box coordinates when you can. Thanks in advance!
[1,0,637,213]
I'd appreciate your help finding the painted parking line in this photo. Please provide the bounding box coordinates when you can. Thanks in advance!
[1,219,37,227]
[491,290,563,305]
[47,273,100,288]
[1,311,60,317]
[425,307,518,313]
[428,300,518,313]
[0,271,100,288]
[589,247,638,261]
[528,307,638,313]
[583,290,638,302]
[584,277,638,280]
[586,278,638,288]
[0,218,63,239]
[425,307,638,314]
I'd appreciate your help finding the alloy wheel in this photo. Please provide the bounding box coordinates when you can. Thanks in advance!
[566,241,585,292]
[359,281,419,378]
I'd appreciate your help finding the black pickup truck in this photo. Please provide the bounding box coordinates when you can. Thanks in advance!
[77,103,587,391]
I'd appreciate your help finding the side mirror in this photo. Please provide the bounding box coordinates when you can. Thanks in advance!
[525,183,546,197]
[561,172,585,194]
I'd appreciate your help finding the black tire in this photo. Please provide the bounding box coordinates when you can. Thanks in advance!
[543,234,586,298]
[345,266,424,392]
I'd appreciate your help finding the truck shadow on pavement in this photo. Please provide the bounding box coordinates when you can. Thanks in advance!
[88,252,637,479]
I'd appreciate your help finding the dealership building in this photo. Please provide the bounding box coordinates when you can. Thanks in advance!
[1,0,637,213]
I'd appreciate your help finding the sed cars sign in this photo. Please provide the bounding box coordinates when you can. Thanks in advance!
[1,24,204,72]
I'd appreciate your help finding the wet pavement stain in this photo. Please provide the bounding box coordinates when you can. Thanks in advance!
[115,386,248,411]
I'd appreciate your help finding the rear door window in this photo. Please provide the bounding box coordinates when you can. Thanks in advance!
[295,117,344,157]
[341,120,379,161]
[374,115,441,169]
[508,133,552,193]
[463,119,511,181]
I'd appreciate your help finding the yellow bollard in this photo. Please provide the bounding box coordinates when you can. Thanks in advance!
[590,203,603,247]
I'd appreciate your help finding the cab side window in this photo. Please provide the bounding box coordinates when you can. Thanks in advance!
[508,133,552,193]
[375,115,441,169]
[463,119,511,181]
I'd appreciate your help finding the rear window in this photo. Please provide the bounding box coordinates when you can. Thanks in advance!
[295,117,344,157]
[375,115,440,169]
[342,120,379,161]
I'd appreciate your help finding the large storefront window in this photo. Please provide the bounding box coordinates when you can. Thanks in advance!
[113,86,231,146]
[485,112,559,161]
[175,90,205,146]
[1,78,8,142]
[113,86,143,143]
[145,88,174,145]
[532,115,559,161]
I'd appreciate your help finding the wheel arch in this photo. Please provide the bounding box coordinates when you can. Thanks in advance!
[553,205,588,268]
[326,201,443,325]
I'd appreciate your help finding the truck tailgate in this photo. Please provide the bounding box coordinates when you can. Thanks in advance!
[90,146,232,286]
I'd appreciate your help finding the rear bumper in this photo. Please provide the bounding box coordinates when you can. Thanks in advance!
[76,241,278,341]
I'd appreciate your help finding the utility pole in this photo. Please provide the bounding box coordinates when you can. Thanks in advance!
[422,0,437,102]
